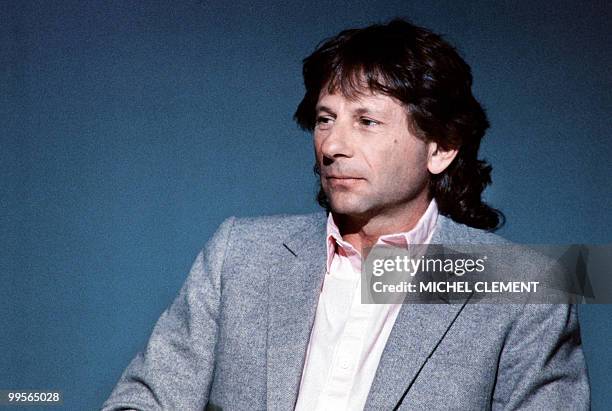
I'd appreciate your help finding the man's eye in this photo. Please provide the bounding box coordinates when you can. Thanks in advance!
[360,118,379,126]
[315,116,334,127]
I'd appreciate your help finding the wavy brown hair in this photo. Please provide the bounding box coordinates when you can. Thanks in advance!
[294,18,504,231]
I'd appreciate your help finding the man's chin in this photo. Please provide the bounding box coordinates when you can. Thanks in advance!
[328,200,373,219]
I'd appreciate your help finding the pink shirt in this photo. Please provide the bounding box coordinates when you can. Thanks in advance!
[295,200,439,410]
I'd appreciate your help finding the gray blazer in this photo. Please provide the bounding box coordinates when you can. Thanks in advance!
[102,213,590,410]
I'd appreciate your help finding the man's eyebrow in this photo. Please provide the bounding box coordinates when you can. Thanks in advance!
[315,105,335,114]
[354,107,386,118]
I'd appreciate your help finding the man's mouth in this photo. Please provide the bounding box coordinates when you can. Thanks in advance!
[324,175,365,186]
[325,174,364,179]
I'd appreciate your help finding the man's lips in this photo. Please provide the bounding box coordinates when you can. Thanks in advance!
[324,175,365,186]
[325,175,365,180]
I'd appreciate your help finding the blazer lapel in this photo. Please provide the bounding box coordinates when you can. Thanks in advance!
[364,215,474,410]
[363,299,472,409]
[266,216,327,410]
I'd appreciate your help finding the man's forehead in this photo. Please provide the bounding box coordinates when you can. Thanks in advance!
[316,88,405,114]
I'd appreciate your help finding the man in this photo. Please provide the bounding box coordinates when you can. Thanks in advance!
[103,19,589,410]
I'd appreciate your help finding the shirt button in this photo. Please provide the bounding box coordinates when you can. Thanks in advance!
[340,359,350,369]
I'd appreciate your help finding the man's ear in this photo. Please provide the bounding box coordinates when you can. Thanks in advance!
[427,142,458,175]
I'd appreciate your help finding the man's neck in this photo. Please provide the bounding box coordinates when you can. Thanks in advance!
[334,196,431,253]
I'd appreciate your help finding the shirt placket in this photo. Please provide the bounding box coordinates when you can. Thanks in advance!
[317,251,373,410]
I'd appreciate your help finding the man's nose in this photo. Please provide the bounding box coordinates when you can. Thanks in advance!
[320,121,353,163]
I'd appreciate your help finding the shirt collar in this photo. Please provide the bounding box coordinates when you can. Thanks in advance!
[325,199,439,272]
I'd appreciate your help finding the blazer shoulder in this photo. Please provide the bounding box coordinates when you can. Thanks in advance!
[434,214,510,245]
[220,212,326,244]
[437,216,566,287]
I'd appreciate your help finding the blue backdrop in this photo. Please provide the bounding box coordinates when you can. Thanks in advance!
[2,1,610,409]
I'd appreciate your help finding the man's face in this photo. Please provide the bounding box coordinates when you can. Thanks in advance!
[314,88,432,219]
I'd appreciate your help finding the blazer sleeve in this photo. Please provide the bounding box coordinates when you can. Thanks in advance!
[492,303,590,410]
[101,217,235,411]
